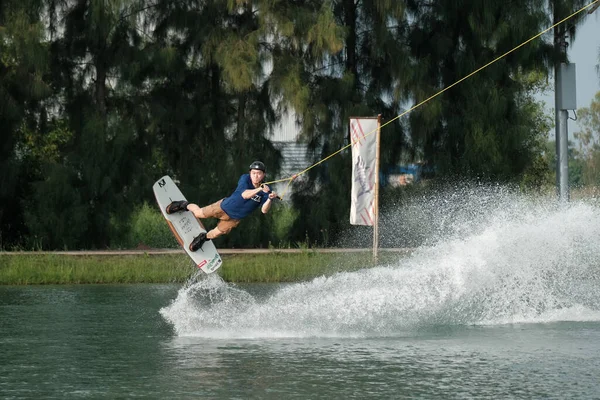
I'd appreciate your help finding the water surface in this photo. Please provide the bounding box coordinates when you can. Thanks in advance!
[2,283,600,399]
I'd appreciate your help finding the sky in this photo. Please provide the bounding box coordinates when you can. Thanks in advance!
[539,11,600,138]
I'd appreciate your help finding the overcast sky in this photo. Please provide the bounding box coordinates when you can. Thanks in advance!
[539,12,600,138]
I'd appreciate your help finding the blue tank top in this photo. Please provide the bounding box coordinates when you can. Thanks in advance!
[220,174,270,220]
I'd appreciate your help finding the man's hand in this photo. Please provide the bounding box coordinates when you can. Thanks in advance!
[260,183,271,193]
[268,192,278,200]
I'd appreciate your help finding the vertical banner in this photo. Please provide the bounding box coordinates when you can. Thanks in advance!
[349,117,379,226]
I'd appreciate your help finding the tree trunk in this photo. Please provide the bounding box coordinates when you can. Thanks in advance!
[343,0,358,87]
[95,59,107,117]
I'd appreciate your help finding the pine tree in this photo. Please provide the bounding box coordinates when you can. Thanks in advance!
[404,0,588,182]
[22,0,149,248]
[278,0,411,245]
[0,0,52,248]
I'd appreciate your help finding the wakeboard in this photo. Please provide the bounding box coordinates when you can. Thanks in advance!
[153,175,222,274]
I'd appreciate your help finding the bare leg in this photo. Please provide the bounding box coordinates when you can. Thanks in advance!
[206,227,226,240]
[186,203,226,240]
[186,203,206,219]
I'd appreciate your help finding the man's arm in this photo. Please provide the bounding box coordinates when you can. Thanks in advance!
[261,198,272,214]
[242,183,270,199]
[242,187,263,199]
[261,192,278,213]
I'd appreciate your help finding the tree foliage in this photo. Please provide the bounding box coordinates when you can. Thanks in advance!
[574,91,600,186]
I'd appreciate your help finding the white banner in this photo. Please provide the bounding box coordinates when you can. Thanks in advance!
[350,117,379,225]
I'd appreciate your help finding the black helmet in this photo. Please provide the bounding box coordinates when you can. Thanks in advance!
[249,161,266,172]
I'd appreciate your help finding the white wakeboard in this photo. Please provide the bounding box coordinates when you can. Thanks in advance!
[153,175,222,274]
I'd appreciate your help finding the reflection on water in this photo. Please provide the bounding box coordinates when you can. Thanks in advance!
[160,323,600,399]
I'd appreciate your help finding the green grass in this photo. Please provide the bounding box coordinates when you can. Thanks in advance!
[0,254,191,285]
[0,251,404,285]
[219,251,400,282]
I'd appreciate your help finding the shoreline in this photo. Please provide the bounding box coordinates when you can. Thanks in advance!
[0,249,413,284]
[0,248,415,256]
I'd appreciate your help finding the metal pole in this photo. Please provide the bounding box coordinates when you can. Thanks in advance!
[373,115,381,262]
[558,107,569,201]
[554,24,569,202]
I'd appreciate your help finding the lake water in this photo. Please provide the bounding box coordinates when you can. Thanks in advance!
[2,193,600,398]
[1,282,600,399]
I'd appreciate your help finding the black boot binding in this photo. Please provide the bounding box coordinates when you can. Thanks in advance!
[189,232,210,252]
[166,200,189,214]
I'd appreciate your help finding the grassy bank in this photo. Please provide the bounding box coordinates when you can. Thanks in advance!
[0,251,404,285]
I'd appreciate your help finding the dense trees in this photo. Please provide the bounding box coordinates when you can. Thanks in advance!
[0,0,596,249]
[572,92,600,187]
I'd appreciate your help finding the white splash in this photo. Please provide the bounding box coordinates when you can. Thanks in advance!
[160,188,600,338]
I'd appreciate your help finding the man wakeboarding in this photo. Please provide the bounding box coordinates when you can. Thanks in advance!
[166,161,278,251]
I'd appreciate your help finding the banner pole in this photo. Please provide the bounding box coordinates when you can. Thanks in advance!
[373,114,381,262]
